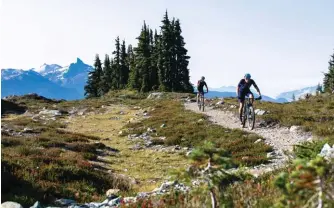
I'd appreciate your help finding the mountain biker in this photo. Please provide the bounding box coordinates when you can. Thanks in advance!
[236,73,262,124]
[197,76,208,103]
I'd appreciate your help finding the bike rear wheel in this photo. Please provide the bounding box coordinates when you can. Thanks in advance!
[247,106,255,130]
[201,96,205,112]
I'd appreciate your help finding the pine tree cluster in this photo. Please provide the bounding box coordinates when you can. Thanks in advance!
[84,11,193,98]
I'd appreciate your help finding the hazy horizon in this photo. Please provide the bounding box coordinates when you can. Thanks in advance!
[1,0,333,97]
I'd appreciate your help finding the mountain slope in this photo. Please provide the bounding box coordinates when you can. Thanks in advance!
[276,86,318,101]
[1,69,81,100]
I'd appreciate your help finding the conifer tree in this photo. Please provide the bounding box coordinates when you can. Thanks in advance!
[149,29,159,90]
[134,21,151,92]
[173,19,193,92]
[99,54,112,95]
[323,50,334,93]
[84,54,102,98]
[158,10,174,91]
[120,40,129,89]
[112,36,121,89]
[127,44,140,89]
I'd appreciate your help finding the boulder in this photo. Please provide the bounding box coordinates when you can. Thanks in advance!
[289,125,301,132]
[38,110,63,116]
[147,92,164,99]
[254,109,266,115]
[319,143,334,160]
[1,202,24,208]
[106,188,120,197]
[54,198,76,206]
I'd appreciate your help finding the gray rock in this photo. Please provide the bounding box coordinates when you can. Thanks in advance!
[254,139,262,144]
[147,127,156,133]
[160,181,175,190]
[186,150,193,157]
[107,197,121,206]
[55,198,76,206]
[147,92,164,99]
[39,110,62,116]
[289,125,301,132]
[30,201,42,208]
[22,127,34,133]
[173,145,181,151]
[106,189,120,197]
[254,109,267,115]
[1,202,24,208]
[123,197,137,204]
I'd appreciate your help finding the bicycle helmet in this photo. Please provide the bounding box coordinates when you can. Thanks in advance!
[245,73,251,79]
[201,76,205,80]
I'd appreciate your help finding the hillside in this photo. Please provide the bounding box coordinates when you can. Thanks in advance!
[1,92,333,207]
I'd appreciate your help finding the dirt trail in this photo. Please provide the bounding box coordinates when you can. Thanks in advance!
[184,102,313,176]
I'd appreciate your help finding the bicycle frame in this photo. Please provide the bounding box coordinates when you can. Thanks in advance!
[241,96,261,130]
[197,92,206,111]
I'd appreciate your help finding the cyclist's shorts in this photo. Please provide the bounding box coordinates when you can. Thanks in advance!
[238,89,253,102]
[197,88,204,94]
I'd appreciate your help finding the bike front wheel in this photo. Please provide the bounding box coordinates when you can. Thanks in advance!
[247,106,255,130]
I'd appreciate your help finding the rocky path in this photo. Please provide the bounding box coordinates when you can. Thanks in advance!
[184,102,313,176]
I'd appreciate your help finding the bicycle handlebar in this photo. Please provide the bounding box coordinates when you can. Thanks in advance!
[255,96,262,100]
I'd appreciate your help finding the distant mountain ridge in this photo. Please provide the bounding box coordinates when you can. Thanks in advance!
[276,86,318,102]
[1,58,92,100]
[1,69,82,100]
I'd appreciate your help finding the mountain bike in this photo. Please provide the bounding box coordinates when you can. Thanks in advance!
[241,96,262,130]
[198,92,206,112]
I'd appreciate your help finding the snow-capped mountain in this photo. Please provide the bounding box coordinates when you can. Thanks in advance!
[1,69,81,100]
[1,58,92,100]
[33,58,93,96]
[35,63,62,75]
[276,86,318,102]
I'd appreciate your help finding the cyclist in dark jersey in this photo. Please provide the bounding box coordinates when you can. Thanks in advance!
[236,73,262,124]
[197,76,208,103]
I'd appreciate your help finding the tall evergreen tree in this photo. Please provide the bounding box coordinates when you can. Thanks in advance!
[112,36,121,89]
[173,19,193,92]
[158,10,173,91]
[323,50,334,93]
[149,29,159,90]
[120,40,129,89]
[127,44,140,89]
[134,21,151,92]
[100,54,112,95]
[84,54,103,98]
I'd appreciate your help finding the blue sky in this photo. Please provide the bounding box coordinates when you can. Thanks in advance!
[1,0,333,97]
